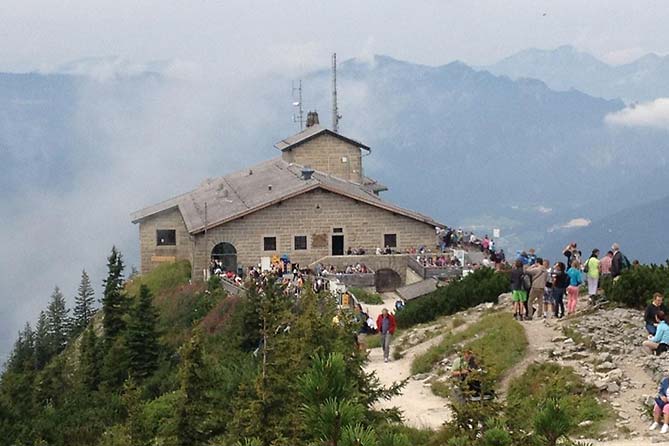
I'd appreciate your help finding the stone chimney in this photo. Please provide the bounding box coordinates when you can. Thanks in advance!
[306,111,319,127]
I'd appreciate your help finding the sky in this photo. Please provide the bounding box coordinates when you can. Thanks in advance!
[1,0,668,75]
[1,0,669,363]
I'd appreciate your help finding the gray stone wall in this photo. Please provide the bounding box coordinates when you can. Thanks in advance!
[191,189,436,279]
[282,133,363,183]
[138,207,193,274]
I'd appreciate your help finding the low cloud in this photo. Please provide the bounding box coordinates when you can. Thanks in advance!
[605,98,669,130]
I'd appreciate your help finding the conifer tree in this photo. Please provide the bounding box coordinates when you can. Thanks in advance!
[125,284,159,381]
[46,286,71,356]
[174,330,210,446]
[102,246,126,347]
[72,269,95,338]
[6,323,35,373]
[78,326,101,391]
[34,311,50,369]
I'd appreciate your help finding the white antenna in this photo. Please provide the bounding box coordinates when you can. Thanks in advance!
[292,80,304,130]
[332,53,341,132]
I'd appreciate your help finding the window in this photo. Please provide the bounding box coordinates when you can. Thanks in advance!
[384,233,397,248]
[294,235,307,250]
[263,236,277,251]
[156,229,176,246]
[333,227,343,233]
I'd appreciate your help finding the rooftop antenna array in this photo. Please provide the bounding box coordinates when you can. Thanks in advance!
[332,53,342,133]
[292,80,304,130]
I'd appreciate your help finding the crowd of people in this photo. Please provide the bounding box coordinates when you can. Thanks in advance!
[416,253,461,268]
[317,263,371,275]
[509,242,632,321]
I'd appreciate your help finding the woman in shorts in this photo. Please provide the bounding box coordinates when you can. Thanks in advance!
[510,259,527,320]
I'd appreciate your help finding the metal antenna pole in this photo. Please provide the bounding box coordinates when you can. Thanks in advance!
[292,80,304,130]
[332,53,341,132]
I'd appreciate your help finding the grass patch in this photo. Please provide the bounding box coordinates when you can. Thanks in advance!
[411,313,527,383]
[126,260,192,297]
[349,287,384,305]
[506,362,613,438]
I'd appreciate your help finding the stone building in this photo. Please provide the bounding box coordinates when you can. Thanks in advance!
[131,114,444,279]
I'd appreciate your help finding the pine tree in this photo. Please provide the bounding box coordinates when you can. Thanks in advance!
[125,284,160,381]
[78,326,101,392]
[46,286,70,356]
[6,323,35,373]
[34,311,50,369]
[174,330,210,446]
[72,270,95,338]
[102,246,126,347]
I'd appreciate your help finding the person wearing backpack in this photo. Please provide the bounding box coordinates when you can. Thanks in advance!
[566,260,583,315]
[510,259,527,320]
[610,243,628,279]
[650,376,669,433]
[583,249,601,302]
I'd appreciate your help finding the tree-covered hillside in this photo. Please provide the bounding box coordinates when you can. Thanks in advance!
[0,250,408,446]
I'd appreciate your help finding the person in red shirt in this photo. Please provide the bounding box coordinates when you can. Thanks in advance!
[376,308,397,363]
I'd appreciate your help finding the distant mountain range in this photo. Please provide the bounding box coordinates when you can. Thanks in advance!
[541,195,669,264]
[3,48,669,363]
[486,45,669,102]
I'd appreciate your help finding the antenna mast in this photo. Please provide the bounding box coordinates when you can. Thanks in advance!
[332,53,341,132]
[292,80,304,130]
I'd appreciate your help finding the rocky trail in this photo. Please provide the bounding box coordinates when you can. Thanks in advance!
[362,293,669,444]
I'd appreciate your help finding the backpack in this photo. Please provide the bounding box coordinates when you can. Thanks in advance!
[521,273,532,292]
[621,254,632,271]
[583,259,590,273]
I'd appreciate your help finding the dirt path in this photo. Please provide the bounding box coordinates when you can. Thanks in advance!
[497,318,558,397]
[496,303,659,443]
[366,332,452,429]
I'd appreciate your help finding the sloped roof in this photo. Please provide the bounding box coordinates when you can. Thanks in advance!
[274,124,371,152]
[131,158,443,233]
[397,278,439,301]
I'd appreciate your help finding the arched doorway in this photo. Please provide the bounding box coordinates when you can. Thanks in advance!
[375,268,402,292]
[211,242,237,273]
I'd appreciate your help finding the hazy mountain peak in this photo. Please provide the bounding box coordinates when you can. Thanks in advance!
[487,45,669,102]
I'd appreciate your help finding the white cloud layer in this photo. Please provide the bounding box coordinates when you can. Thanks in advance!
[605,98,669,130]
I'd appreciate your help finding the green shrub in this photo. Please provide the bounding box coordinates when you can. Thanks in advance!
[350,287,385,305]
[395,268,507,328]
[506,363,611,438]
[603,263,669,308]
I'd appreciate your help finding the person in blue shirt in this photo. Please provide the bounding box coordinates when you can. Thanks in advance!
[650,376,669,433]
[643,312,669,355]
[566,260,583,315]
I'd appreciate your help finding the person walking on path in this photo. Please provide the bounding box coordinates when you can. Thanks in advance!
[566,260,584,315]
[583,249,601,302]
[527,258,548,319]
[376,308,396,363]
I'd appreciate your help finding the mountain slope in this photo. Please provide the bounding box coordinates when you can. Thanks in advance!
[4,54,669,361]
[487,45,669,102]
[540,195,669,264]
